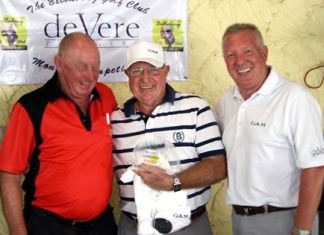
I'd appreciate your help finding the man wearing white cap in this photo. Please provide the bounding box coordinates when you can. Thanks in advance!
[111,40,226,235]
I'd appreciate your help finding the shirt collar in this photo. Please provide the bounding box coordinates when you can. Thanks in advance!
[254,67,279,96]
[124,83,176,117]
[45,71,100,102]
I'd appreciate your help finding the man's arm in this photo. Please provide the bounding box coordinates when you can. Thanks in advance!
[135,154,227,191]
[0,171,27,235]
[292,166,324,234]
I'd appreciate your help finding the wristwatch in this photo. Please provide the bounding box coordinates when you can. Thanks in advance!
[292,227,311,235]
[172,175,181,192]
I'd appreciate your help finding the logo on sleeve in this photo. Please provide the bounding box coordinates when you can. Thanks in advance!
[311,147,324,157]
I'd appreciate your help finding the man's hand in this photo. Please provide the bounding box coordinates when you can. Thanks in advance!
[133,164,173,191]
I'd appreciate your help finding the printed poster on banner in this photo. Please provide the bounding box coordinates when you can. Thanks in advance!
[0,0,188,84]
[153,19,184,52]
[0,16,27,50]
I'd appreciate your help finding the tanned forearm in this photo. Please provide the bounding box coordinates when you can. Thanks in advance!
[135,154,226,191]
[293,166,324,231]
[177,155,227,189]
[0,171,27,235]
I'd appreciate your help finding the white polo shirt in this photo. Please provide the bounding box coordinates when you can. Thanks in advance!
[215,67,324,207]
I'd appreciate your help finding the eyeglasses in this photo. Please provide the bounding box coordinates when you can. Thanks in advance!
[127,65,164,77]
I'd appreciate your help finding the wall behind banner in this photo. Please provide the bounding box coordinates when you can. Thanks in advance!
[0,0,324,234]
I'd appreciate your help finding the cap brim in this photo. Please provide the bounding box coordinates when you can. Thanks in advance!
[125,58,164,69]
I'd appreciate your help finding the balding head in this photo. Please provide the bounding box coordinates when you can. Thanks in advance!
[54,32,101,107]
[58,32,98,59]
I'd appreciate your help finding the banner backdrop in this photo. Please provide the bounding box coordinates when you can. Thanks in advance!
[0,0,188,84]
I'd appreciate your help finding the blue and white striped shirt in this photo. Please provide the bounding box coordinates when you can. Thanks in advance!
[112,84,225,218]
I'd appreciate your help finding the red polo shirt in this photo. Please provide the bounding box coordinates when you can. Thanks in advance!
[0,79,117,220]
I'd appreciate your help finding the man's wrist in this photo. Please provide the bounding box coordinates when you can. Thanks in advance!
[292,227,311,235]
[172,175,181,192]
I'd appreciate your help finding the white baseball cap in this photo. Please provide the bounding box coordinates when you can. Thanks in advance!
[125,40,165,69]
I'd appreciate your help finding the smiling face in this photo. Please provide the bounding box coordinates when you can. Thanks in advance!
[126,61,170,115]
[55,33,100,104]
[223,29,269,99]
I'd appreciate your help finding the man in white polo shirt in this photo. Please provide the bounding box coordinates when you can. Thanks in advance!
[112,40,226,235]
[215,23,324,235]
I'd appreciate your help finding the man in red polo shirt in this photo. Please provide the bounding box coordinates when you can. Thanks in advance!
[0,32,117,235]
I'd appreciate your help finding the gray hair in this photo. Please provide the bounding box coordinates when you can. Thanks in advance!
[222,23,264,46]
